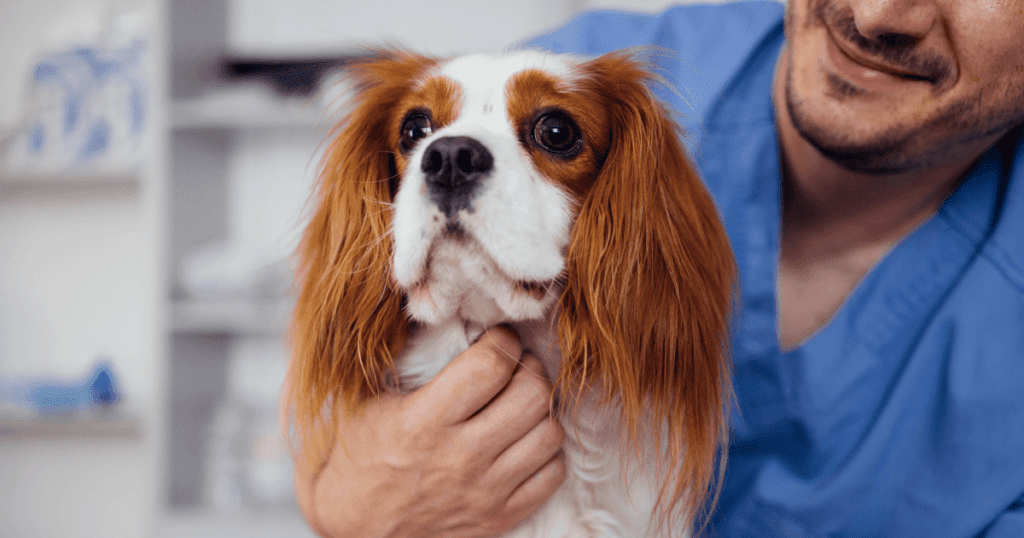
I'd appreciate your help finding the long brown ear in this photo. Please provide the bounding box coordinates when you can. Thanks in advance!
[289,52,435,468]
[557,51,737,532]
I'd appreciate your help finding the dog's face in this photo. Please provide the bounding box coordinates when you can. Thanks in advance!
[387,52,614,325]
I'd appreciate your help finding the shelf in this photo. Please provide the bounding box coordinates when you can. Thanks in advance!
[172,92,332,131]
[0,168,141,188]
[158,510,317,538]
[171,298,294,335]
[0,408,142,439]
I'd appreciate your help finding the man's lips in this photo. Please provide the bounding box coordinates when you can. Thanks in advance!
[821,28,946,96]
[826,28,935,83]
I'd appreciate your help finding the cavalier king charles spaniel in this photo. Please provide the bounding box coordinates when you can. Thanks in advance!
[289,49,736,537]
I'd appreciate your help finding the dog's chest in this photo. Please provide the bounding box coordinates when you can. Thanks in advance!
[396,320,672,538]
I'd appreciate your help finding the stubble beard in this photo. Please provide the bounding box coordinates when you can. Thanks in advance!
[782,0,1024,176]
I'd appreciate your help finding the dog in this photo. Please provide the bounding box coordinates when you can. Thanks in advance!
[289,49,736,537]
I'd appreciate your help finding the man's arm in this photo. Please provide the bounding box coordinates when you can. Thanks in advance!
[282,326,566,538]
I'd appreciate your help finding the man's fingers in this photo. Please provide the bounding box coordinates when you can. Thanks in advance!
[465,353,553,458]
[410,325,523,426]
[489,413,564,488]
[502,453,567,519]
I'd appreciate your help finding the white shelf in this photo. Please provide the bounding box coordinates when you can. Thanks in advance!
[172,92,331,131]
[0,168,141,187]
[158,510,318,538]
[171,298,294,335]
[0,408,142,439]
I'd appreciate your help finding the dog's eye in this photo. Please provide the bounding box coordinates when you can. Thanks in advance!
[400,113,433,153]
[533,112,581,156]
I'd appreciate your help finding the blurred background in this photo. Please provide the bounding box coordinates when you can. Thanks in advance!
[0,0,732,536]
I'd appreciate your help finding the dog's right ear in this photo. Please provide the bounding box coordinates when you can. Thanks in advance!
[289,51,437,466]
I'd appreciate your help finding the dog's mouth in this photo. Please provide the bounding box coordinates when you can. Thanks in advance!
[442,217,468,239]
[413,232,552,289]
[398,229,562,325]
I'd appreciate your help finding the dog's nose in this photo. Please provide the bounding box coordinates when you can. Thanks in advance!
[421,136,493,218]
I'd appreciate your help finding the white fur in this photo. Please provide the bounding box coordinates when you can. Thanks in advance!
[388,53,690,538]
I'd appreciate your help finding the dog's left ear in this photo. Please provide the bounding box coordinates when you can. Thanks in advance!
[556,51,737,530]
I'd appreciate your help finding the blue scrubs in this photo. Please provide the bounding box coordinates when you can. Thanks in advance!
[527,3,1024,536]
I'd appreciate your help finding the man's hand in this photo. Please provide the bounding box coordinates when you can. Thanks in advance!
[292,326,566,538]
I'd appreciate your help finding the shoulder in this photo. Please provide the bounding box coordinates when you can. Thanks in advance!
[524,1,785,58]
[945,129,1024,300]
[523,2,786,139]
[936,165,1024,365]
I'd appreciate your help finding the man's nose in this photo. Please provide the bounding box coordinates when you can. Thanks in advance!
[850,0,939,44]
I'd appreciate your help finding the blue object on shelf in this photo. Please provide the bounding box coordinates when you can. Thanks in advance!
[1,360,122,414]
[88,362,120,407]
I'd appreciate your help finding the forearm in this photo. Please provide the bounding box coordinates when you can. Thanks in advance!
[294,459,399,538]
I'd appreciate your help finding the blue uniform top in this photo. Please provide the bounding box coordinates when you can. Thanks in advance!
[527,3,1024,536]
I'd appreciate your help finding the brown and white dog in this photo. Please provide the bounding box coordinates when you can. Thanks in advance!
[289,49,736,537]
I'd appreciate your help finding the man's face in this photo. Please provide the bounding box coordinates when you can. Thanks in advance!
[782,0,1024,174]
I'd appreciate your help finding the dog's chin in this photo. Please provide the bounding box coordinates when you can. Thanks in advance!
[398,233,562,326]
[403,278,559,326]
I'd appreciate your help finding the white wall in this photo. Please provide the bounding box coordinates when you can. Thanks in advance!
[227,0,580,56]
[587,0,739,11]
[225,0,728,57]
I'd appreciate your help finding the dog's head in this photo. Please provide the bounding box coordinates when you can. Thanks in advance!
[291,49,736,528]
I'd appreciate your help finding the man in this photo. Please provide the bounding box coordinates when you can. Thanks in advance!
[287,0,1024,535]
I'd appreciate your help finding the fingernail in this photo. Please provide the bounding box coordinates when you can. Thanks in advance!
[520,352,549,377]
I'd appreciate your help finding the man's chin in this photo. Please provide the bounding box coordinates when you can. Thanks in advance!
[796,129,921,175]
[784,73,925,175]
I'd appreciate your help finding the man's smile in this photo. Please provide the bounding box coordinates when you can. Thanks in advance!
[813,0,956,98]
[826,26,934,83]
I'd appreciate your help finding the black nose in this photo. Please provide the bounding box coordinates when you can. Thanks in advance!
[421,136,493,218]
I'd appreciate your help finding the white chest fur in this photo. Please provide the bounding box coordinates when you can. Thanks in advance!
[395,315,687,538]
